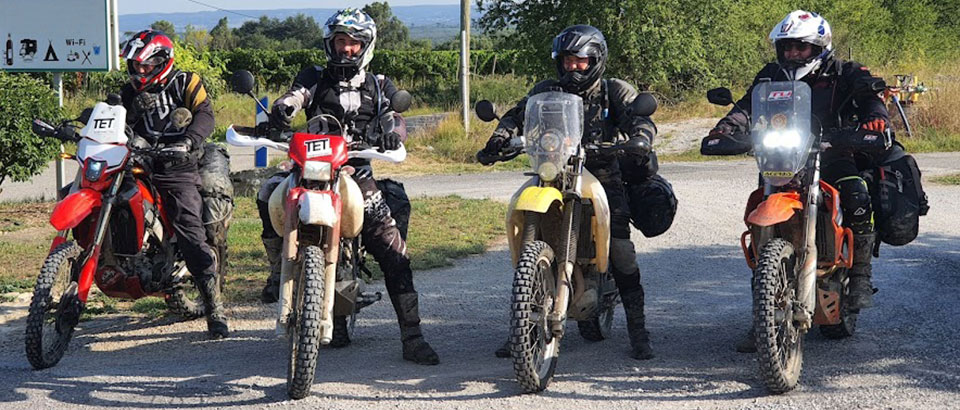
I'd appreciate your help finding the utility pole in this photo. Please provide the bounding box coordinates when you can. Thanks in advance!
[460,0,470,131]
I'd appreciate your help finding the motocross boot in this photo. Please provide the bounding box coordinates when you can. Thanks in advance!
[329,315,351,348]
[494,339,511,358]
[392,292,439,365]
[621,285,654,360]
[847,232,877,310]
[260,237,283,304]
[735,327,756,353]
[196,271,229,339]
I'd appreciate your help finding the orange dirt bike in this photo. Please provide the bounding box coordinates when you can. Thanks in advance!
[475,91,657,393]
[705,76,889,393]
[228,70,411,399]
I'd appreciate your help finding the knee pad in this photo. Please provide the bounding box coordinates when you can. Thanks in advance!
[836,176,873,234]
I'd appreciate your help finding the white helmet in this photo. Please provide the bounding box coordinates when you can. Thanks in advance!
[768,10,833,80]
[323,9,377,79]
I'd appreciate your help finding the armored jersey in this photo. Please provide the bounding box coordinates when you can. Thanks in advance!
[121,70,215,147]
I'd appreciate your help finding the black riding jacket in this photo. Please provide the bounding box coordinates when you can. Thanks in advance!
[121,71,215,148]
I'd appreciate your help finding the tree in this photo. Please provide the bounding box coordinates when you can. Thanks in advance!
[210,17,236,50]
[362,2,410,49]
[234,14,321,50]
[0,74,62,190]
[182,25,211,52]
[150,20,176,38]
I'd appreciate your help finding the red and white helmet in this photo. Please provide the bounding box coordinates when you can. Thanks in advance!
[768,10,833,79]
[122,30,175,92]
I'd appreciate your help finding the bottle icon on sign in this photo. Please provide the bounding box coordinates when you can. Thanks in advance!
[5,34,13,66]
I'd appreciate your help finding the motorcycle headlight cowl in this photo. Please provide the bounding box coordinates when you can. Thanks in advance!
[302,161,333,181]
[537,161,560,182]
[84,159,107,182]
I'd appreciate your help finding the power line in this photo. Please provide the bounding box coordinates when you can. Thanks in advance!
[182,0,260,20]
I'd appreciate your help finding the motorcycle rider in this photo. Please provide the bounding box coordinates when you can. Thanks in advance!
[706,11,889,353]
[257,8,439,365]
[119,29,228,338]
[481,25,657,360]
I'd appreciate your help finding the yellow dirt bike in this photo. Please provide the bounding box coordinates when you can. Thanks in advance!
[475,91,657,392]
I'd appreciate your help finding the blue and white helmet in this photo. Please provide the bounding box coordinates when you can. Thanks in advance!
[769,10,833,79]
[323,9,377,78]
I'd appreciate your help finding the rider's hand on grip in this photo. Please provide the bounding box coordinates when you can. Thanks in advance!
[861,118,886,132]
[378,131,402,152]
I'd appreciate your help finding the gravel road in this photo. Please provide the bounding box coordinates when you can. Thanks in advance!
[1,151,958,409]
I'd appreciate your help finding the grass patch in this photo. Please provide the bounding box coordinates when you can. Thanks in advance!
[931,173,960,185]
[131,298,169,318]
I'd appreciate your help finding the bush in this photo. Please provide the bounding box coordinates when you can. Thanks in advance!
[0,73,63,188]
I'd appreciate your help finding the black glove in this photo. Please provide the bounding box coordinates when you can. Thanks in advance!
[482,134,508,155]
[269,104,293,130]
[156,138,193,165]
[708,123,734,138]
[378,131,402,152]
[624,135,652,157]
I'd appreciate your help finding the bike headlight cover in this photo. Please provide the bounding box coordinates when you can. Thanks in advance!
[84,159,107,182]
[302,161,332,181]
[537,161,560,182]
[762,130,802,149]
[539,131,562,152]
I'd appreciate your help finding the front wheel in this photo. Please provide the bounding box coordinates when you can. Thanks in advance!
[287,245,325,400]
[753,238,803,394]
[25,241,84,370]
[510,240,560,393]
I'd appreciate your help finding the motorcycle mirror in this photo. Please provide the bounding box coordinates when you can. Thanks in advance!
[171,107,193,129]
[475,100,499,122]
[629,93,658,117]
[230,70,256,95]
[391,90,413,113]
[707,87,734,106]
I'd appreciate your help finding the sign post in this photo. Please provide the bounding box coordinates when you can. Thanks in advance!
[255,97,269,168]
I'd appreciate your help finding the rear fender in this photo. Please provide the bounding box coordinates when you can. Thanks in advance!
[746,192,803,227]
[50,188,102,231]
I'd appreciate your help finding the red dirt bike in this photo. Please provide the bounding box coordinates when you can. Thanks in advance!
[705,77,889,393]
[25,99,229,370]
[227,70,411,399]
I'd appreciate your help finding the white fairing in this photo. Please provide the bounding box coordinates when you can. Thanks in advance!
[299,191,338,227]
[76,138,130,168]
[348,144,406,163]
[225,125,290,152]
[79,102,129,144]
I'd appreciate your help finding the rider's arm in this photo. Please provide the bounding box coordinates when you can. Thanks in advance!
[183,72,215,147]
[273,65,322,121]
[843,61,890,123]
[607,79,656,144]
[713,64,778,134]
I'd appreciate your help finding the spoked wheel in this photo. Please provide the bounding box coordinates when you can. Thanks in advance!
[287,245,325,400]
[753,238,804,394]
[510,240,561,393]
[25,241,84,370]
[819,275,859,339]
[167,221,229,319]
[165,263,205,319]
[577,303,615,342]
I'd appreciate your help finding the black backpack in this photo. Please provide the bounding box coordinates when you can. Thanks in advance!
[862,143,929,246]
[625,174,678,238]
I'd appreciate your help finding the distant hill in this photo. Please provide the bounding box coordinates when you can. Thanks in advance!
[120,5,478,43]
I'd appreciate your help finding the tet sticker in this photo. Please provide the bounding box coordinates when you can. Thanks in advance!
[768,91,793,101]
[304,138,332,157]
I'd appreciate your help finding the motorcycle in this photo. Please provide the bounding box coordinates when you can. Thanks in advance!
[705,76,888,393]
[475,91,657,393]
[25,97,230,370]
[227,70,411,400]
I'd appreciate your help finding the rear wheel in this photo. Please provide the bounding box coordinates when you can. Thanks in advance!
[510,240,560,393]
[753,238,803,394]
[25,242,84,370]
[287,245,325,400]
[166,221,229,319]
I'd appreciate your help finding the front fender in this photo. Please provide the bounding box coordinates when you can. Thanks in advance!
[50,188,102,231]
[515,186,563,213]
[746,192,803,227]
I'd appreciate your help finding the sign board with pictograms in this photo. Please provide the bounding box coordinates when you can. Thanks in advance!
[1,0,117,72]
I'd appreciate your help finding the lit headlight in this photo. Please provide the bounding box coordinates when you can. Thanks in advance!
[762,130,802,148]
[302,161,333,181]
[537,162,559,182]
[84,159,107,182]
[539,131,562,152]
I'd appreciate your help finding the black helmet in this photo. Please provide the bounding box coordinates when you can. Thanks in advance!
[552,25,607,93]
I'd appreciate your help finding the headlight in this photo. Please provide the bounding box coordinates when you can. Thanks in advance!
[539,131,562,152]
[537,161,559,182]
[302,161,333,181]
[84,159,107,182]
[762,130,802,149]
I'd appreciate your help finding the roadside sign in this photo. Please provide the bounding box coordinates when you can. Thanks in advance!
[1,0,117,72]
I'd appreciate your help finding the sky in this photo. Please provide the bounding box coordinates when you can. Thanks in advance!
[118,0,461,15]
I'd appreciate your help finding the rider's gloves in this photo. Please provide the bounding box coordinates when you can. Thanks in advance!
[156,138,193,165]
[482,131,509,155]
[861,118,886,132]
[269,104,293,130]
[624,135,652,157]
[378,131,402,152]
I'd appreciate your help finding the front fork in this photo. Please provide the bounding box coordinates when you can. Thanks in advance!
[548,198,581,337]
[76,171,125,303]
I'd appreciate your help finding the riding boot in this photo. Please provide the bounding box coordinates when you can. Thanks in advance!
[329,315,351,348]
[391,292,440,365]
[621,286,654,360]
[260,237,283,304]
[847,232,877,310]
[196,270,229,339]
[735,327,756,353]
